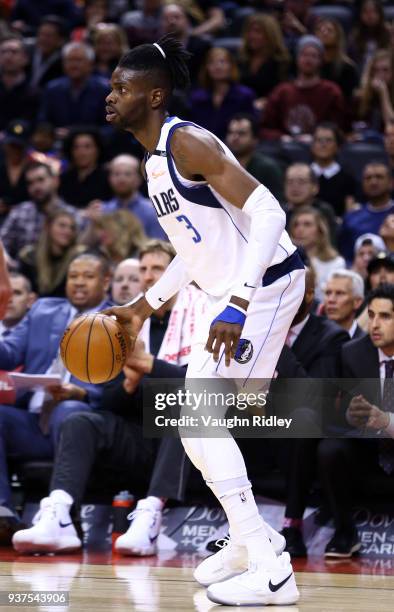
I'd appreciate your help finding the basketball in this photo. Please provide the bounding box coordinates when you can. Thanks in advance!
[60,313,131,384]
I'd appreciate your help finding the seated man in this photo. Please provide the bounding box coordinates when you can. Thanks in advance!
[111,258,141,306]
[318,283,394,558]
[0,272,36,338]
[0,252,112,543]
[323,270,365,339]
[272,268,349,557]
[13,240,207,553]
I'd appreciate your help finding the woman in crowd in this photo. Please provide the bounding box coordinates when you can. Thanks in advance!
[238,13,290,110]
[18,209,85,297]
[59,127,111,208]
[80,209,146,265]
[189,47,256,140]
[289,206,345,301]
[91,22,128,80]
[348,0,391,68]
[355,49,394,135]
[314,17,359,102]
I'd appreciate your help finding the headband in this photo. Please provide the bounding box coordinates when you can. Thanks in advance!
[153,43,166,59]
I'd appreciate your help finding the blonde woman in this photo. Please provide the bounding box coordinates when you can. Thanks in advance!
[91,22,129,79]
[238,13,290,109]
[18,209,86,297]
[356,49,394,131]
[289,206,345,301]
[314,17,359,101]
[82,209,147,265]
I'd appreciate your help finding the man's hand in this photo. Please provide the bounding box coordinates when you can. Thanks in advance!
[346,395,374,429]
[124,339,154,375]
[123,364,144,395]
[0,242,11,320]
[47,383,87,402]
[366,405,390,431]
[102,297,152,352]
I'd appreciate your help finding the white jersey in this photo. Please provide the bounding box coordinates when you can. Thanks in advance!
[145,116,295,297]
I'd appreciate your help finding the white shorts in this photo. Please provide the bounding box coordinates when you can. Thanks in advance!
[186,266,305,391]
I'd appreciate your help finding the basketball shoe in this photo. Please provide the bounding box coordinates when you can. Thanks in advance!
[207,552,300,606]
[114,498,162,556]
[194,521,286,587]
[12,497,81,553]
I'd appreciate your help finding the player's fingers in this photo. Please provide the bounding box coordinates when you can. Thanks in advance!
[212,332,224,363]
[230,332,241,360]
[224,334,233,367]
[205,326,216,353]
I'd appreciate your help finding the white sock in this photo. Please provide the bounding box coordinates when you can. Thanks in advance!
[209,481,279,568]
[145,496,165,511]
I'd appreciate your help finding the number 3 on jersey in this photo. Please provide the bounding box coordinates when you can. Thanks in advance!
[176,214,202,243]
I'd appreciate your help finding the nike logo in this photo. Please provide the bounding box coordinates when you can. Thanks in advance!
[59,521,73,528]
[268,573,293,592]
[244,282,256,289]
[149,535,158,543]
[158,297,166,303]
[151,170,166,179]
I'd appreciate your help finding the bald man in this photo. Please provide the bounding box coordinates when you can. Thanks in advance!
[111,258,142,305]
[103,154,167,240]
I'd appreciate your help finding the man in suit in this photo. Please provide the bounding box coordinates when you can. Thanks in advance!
[272,267,349,556]
[0,273,36,338]
[12,241,206,554]
[323,270,366,339]
[318,283,394,558]
[38,42,110,135]
[0,252,112,543]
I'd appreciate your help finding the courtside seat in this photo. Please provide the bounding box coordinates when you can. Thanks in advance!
[338,142,388,182]
[310,5,354,31]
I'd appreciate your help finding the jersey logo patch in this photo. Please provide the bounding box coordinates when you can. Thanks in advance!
[234,339,253,364]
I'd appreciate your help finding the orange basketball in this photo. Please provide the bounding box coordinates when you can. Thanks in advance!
[60,313,131,384]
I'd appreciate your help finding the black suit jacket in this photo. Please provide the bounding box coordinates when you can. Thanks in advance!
[341,334,381,408]
[268,315,349,428]
[275,313,350,379]
[352,324,366,340]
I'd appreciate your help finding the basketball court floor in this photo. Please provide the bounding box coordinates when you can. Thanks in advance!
[0,549,393,611]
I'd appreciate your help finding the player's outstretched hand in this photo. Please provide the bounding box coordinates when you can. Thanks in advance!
[102,296,153,351]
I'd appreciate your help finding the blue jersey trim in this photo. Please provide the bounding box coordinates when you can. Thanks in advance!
[166,121,223,209]
[165,121,248,242]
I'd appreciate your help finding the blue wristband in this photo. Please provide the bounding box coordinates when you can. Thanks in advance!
[211,305,246,327]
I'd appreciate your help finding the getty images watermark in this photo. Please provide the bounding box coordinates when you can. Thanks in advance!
[143,383,294,437]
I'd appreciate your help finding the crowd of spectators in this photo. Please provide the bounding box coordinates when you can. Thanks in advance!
[0,0,393,562]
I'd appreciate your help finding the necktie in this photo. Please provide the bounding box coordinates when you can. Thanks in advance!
[379,360,394,475]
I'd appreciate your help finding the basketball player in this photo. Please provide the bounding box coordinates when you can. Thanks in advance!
[103,35,305,606]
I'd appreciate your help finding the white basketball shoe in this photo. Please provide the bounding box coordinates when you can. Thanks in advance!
[12,497,81,554]
[114,498,162,556]
[207,552,300,606]
[194,522,286,587]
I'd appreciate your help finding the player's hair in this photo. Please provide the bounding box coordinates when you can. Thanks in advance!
[117,34,191,92]
[139,239,176,262]
[367,283,394,307]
